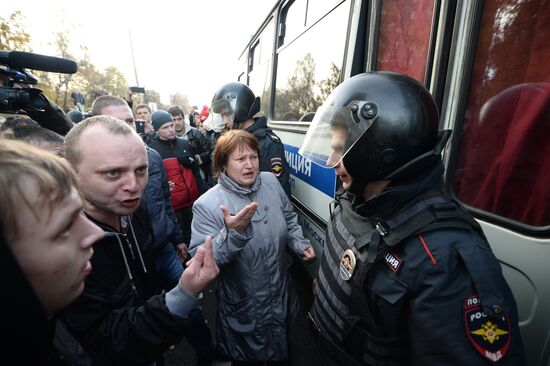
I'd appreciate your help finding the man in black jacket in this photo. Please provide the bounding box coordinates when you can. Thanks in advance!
[210,82,291,196]
[90,96,188,288]
[169,105,214,187]
[59,115,219,366]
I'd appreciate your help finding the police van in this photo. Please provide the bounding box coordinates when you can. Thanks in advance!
[235,0,550,364]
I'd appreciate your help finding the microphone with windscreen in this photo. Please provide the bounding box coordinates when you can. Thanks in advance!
[0,50,78,114]
[0,50,77,74]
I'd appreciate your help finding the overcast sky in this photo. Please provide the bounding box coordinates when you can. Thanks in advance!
[2,0,275,106]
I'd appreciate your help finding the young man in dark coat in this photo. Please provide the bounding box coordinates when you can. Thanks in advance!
[169,105,214,188]
[0,140,104,365]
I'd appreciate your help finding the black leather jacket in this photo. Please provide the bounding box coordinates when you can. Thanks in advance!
[59,206,187,366]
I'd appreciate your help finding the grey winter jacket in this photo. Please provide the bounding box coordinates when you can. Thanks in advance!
[190,172,311,361]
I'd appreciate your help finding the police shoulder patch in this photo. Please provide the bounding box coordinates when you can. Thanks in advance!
[384,252,402,272]
[271,157,283,177]
[463,295,512,363]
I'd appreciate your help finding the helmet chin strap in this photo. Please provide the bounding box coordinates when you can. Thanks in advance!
[382,129,451,181]
[344,130,452,197]
[348,177,368,197]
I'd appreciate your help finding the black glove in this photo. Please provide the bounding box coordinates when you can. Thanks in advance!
[177,155,195,167]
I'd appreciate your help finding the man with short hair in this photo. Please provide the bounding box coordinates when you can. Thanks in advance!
[10,124,65,157]
[135,103,154,142]
[148,110,205,244]
[60,116,219,365]
[91,95,187,283]
[0,116,40,138]
[91,96,215,363]
[170,106,188,138]
[135,103,152,122]
[169,105,213,187]
[0,139,104,364]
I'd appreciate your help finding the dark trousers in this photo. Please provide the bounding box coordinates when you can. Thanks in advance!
[172,206,212,361]
[185,307,213,362]
[231,361,289,366]
[174,206,193,245]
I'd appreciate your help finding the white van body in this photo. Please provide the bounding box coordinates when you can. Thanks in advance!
[237,1,550,364]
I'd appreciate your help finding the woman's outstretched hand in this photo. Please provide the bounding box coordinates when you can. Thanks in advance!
[220,202,258,233]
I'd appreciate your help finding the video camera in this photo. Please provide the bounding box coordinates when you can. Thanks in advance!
[0,50,77,114]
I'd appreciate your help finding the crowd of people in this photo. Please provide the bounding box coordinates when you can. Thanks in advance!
[0,80,312,366]
[0,73,526,366]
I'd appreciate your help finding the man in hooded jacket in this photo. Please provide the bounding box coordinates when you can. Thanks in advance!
[58,115,218,366]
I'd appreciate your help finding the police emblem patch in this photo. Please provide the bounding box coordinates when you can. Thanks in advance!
[463,295,511,363]
[271,158,283,177]
[339,249,356,281]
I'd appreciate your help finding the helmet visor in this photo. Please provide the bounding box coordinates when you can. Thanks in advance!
[211,97,236,129]
[299,103,373,168]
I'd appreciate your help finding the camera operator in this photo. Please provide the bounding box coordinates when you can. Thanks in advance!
[0,51,77,135]
[0,72,74,135]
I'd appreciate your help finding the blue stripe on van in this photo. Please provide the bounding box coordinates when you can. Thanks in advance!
[284,144,336,197]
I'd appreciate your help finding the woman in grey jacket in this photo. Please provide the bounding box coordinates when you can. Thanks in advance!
[190,130,316,365]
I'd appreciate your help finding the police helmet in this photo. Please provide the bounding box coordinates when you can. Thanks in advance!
[300,72,446,186]
[210,82,260,129]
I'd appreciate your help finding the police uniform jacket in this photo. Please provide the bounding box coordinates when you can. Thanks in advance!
[190,172,311,361]
[310,162,526,365]
[245,116,291,196]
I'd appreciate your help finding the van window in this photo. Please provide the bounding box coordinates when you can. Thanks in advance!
[273,1,350,121]
[452,1,550,228]
[306,0,342,27]
[278,0,307,48]
[248,19,275,117]
[376,0,436,83]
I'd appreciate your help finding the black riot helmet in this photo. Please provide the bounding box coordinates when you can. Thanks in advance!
[210,82,260,129]
[300,72,449,191]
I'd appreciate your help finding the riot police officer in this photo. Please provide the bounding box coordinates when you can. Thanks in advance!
[299,72,526,365]
[210,82,291,195]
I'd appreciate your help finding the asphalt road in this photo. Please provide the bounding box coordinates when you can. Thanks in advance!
[164,259,321,366]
